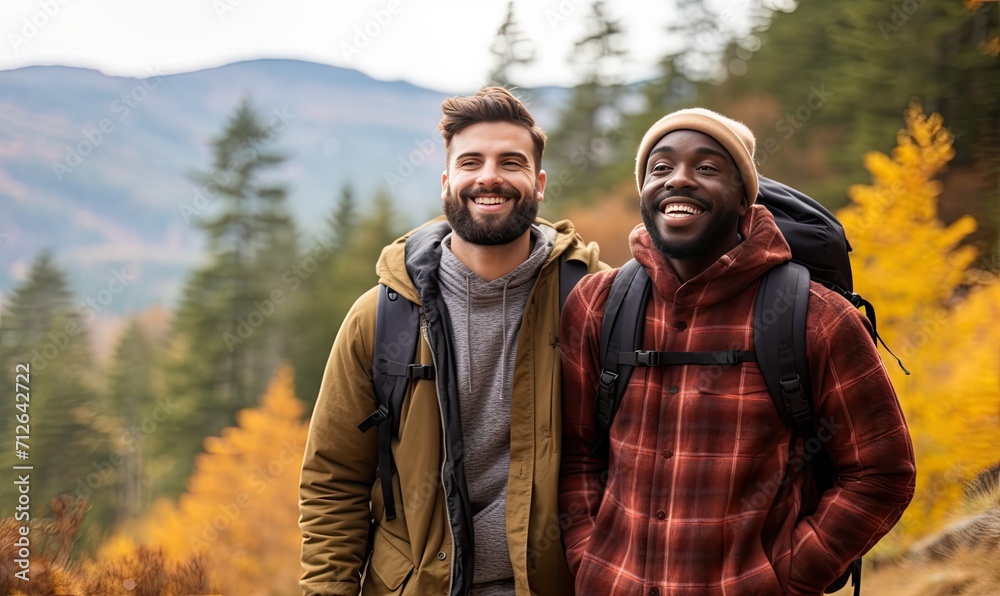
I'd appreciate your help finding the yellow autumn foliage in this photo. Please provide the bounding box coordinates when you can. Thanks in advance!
[98,365,308,594]
[837,102,1000,551]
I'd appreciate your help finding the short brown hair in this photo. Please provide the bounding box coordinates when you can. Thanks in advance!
[438,87,547,170]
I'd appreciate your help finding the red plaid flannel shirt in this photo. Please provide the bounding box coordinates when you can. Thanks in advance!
[559,207,915,595]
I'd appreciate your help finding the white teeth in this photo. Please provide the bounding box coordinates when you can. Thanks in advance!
[475,196,508,205]
[662,203,704,217]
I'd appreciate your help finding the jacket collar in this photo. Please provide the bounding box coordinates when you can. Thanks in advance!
[376,215,594,305]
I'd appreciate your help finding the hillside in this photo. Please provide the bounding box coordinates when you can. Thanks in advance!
[1,59,570,314]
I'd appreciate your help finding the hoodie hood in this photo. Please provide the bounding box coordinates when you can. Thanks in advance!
[630,204,791,308]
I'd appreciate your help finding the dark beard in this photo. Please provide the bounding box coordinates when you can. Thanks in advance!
[443,185,539,246]
[640,199,739,259]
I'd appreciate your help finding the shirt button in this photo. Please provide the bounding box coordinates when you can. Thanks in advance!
[649,588,660,596]
[437,551,447,560]
[668,385,678,395]
[676,321,687,331]
[656,510,666,520]
[661,449,673,459]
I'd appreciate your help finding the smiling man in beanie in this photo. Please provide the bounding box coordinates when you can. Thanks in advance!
[558,108,916,595]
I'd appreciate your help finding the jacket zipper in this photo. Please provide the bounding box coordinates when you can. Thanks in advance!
[422,318,456,596]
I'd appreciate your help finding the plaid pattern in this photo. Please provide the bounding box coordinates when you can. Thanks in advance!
[559,207,915,595]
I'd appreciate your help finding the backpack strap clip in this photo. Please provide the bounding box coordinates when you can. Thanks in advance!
[780,374,812,432]
[405,364,435,380]
[357,404,389,433]
[717,350,743,365]
[634,350,660,366]
[595,371,619,424]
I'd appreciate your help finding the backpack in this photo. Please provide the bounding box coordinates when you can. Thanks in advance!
[593,176,903,596]
[357,255,589,521]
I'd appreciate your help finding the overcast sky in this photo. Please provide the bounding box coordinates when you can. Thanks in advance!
[0,0,772,93]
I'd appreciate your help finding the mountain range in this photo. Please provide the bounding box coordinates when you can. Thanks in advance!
[0,59,570,319]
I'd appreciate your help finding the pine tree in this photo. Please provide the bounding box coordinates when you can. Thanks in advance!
[99,318,162,528]
[544,0,629,207]
[153,98,299,498]
[838,102,1000,551]
[285,183,360,407]
[0,251,107,544]
[487,0,535,88]
[662,0,774,83]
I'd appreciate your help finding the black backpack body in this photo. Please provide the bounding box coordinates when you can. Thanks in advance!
[592,175,887,595]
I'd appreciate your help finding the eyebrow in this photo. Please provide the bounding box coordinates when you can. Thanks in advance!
[454,150,529,163]
[649,145,730,162]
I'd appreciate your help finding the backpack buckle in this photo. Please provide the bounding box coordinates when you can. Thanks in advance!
[357,404,389,432]
[598,370,619,391]
[405,364,435,380]
[718,350,740,365]
[634,351,660,366]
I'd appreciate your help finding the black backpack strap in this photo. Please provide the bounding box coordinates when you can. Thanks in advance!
[754,262,813,439]
[356,285,434,521]
[593,259,650,453]
[559,256,589,309]
[756,263,862,595]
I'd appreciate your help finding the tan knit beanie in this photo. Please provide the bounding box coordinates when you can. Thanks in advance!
[635,107,759,206]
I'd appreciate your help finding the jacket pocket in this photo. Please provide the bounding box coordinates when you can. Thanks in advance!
[364,529,415,594]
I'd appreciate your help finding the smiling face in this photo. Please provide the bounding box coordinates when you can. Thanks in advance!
[441,121,545,246]
[639,129,748,279]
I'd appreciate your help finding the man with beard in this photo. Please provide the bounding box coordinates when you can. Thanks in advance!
[300,86,604,596]
[558,108,915,595]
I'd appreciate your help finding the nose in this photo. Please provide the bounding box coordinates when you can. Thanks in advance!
[665,163,697,192]
[477,161,504,187]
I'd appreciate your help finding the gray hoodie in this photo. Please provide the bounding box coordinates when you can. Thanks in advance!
[438,225,555,594]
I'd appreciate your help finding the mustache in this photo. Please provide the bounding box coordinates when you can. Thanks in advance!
[653,191,710,212]
[461,186,520,201]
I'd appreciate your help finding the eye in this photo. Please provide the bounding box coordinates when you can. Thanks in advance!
[651,163,673,173]
[459,159,479,168]
[697,164,718,172]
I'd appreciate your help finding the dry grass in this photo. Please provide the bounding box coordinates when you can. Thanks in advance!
[858,545,1000,596]
[834,462,1000,596]
[1,495,216,595]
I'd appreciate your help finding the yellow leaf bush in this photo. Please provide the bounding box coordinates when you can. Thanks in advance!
[838,102,1000,552]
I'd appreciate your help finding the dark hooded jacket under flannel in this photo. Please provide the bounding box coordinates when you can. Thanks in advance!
[559,205,916,595]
